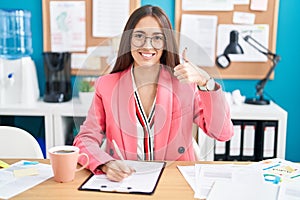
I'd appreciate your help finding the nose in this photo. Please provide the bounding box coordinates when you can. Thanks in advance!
[143,37,153,49]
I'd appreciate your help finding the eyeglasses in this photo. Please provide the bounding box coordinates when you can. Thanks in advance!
[131,33,165,50]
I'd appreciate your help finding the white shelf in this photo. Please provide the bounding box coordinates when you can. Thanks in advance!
[230,102,287,120]
[0,99,287,159]
[0,98,89,157]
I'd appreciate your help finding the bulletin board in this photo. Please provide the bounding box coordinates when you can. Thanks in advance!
[175,0,280,79]
[42,0,140,76]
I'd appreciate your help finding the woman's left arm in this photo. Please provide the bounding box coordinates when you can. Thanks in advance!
[194,87,234,141]
[173,49,234,141]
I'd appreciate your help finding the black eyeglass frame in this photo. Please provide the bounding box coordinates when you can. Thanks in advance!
[131,33,166,50]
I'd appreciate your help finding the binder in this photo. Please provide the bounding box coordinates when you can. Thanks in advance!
[262,121,278,159]
[263,126,276,157]
[242,122,256,161]
[254,121,278,161]
[214,140,227,161]
[228,121,242,161]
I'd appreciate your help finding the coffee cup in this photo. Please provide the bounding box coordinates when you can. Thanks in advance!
[48,145,89,183]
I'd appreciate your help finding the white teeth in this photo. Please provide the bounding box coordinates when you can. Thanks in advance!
[141,53,154,58]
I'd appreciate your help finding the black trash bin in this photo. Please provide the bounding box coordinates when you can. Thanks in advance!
[43,52,72,102]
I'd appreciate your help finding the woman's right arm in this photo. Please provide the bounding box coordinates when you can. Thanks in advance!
[74,78,134,181]
[74,78,115,174]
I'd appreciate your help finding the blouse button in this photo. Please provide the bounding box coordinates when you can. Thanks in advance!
[109,148,114,156]
[178,146,185,154]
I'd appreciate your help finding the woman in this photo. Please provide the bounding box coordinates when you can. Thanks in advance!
[74,5,233,181]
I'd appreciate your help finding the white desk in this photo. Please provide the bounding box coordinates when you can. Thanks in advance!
[0,99,287,159]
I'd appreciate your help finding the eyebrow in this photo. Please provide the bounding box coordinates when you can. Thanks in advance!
[133,30,164,35]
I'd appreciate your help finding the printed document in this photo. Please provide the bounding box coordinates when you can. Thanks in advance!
[182,0,233,11]
[50,1,86,52]
[92,0,130,37]
[180,14,218,67]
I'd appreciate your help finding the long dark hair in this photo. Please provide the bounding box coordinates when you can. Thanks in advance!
[111,5,180,73]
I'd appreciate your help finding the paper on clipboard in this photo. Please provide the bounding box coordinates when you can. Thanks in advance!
[79,160,165,194]
[217,24,269,62]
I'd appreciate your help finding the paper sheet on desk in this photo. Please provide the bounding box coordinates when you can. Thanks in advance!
[178,164,264,199]
[195,164,264,199]
[177,165,196,192]
[278,182,300,200]
[0,160,53,199]
[250,158,300,184]
[207,180,279,200]
[206,160,300,200]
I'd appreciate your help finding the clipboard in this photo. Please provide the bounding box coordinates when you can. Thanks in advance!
[78,160,166,195]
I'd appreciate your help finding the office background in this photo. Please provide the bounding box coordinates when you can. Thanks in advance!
[0,0,299,161]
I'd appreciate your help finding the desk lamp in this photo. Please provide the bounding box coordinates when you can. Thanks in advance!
[216,30,244,69]
[216,30,280,105]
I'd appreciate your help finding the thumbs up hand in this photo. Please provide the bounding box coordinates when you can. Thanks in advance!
[174,48,211,87]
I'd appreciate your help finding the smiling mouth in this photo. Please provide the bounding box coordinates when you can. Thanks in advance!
[139,52,156,59]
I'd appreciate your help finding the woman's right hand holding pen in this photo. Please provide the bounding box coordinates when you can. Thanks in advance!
[101,160,135,182]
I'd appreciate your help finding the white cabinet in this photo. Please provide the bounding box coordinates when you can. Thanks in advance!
[52,98,88,147]
[198,102,288,161]
[0,101,54,155]
[0,99,89,158]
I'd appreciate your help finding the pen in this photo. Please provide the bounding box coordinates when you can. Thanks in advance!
[112,139,125,160]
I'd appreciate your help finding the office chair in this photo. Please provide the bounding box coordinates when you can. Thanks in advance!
[193,137,201,161]
[0,126,44,158]
[193,124,216,161]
